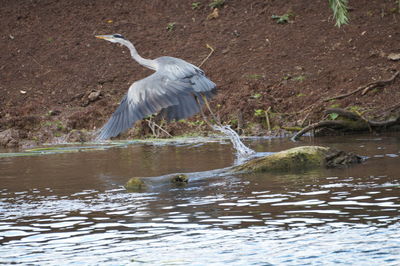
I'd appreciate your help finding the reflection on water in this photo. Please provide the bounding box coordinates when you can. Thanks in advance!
[1,134,400,265]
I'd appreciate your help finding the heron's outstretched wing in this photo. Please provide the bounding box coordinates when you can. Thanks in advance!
[156,56,217,120]
[96,72,199,140]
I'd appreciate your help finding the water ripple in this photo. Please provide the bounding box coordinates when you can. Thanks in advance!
[1,135,400,265]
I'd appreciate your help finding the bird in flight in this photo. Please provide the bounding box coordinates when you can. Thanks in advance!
[95,34,216,140]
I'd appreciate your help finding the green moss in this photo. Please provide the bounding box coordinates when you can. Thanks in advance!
[329,103,341,108]
[293,75,306,82]
[282,126,302,132]
[0,152,41,158]
[125,177,146,191]
[247,74,264,80]
[233,146,329,173]
[26,147,61,152]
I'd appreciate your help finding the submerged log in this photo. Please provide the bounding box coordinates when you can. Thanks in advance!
[125,146,363,191]
[170,174,189,185]
[125,174,189,191]
[125,177,147,191]
[231,146,362,173]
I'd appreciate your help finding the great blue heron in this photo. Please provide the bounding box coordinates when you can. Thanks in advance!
[95,34,216,140]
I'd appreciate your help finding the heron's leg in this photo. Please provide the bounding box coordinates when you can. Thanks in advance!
[200,94,221,125]
[149,119,172,138]
[145,115,172,138]
[194,95,215,130]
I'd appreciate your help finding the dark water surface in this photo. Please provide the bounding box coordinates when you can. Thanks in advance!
[1,135,399,265]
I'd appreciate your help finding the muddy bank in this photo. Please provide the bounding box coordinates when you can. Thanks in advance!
[1,0,399,147]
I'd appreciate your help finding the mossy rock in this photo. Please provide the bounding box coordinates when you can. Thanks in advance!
[232,146,362,173]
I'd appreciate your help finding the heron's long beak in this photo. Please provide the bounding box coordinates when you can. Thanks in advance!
[95,35,113,40]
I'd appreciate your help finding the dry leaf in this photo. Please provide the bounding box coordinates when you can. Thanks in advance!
[207,8,219,20]
[387,53,400,61]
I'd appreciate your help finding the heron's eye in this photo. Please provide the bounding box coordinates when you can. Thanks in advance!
[113,34,124,39]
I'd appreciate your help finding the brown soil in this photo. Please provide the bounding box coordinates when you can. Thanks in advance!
[1,0,399,147]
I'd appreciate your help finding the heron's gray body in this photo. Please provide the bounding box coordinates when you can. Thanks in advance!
[95,36,216,140]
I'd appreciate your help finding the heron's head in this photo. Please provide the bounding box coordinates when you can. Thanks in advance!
[95,34,126,43]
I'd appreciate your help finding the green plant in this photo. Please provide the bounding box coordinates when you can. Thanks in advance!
[192,2,201,9]
[247,74,263,80]
[271,13,290,24]
[293,75,306,82]
[55,120,65,131]
[328,0,349,27]
[41,120,65,131]
[397,0,400,14]
[347,105,362,113]
[329,103,341,108]
[166,22,176,31]
[271,10,294,24]
[209,0,225,9]
[188,120,205,126]
[43,121,53,127]
[179,119,205,126]
[251,93,262,100]
[297,93,306,97]
[254,109,264,117]
[328,113,339,120]
[230,119,238,126]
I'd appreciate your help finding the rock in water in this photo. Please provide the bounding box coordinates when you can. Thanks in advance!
[232,146,362,173]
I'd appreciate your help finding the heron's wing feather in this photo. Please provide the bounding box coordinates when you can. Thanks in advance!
[96,72,196,140]
[154,57,216,120]
[157,57,216,95]
[159,93,202,121]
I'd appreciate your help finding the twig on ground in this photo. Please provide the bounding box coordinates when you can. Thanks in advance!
[382,102,400,114]
[300,111,312,127]
[323,71,399,102]
[291,120,349,141]
[361,71,399,95]
[264,106,271,131]
[292,107,400,141]
[31,56,44,69]
[198,44,215,68]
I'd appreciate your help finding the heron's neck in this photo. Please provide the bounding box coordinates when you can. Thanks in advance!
[124,41,157,70]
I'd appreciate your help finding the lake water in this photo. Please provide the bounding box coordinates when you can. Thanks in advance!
[0,134,399,265]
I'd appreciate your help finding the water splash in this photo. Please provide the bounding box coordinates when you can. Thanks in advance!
[212,125,255,163]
